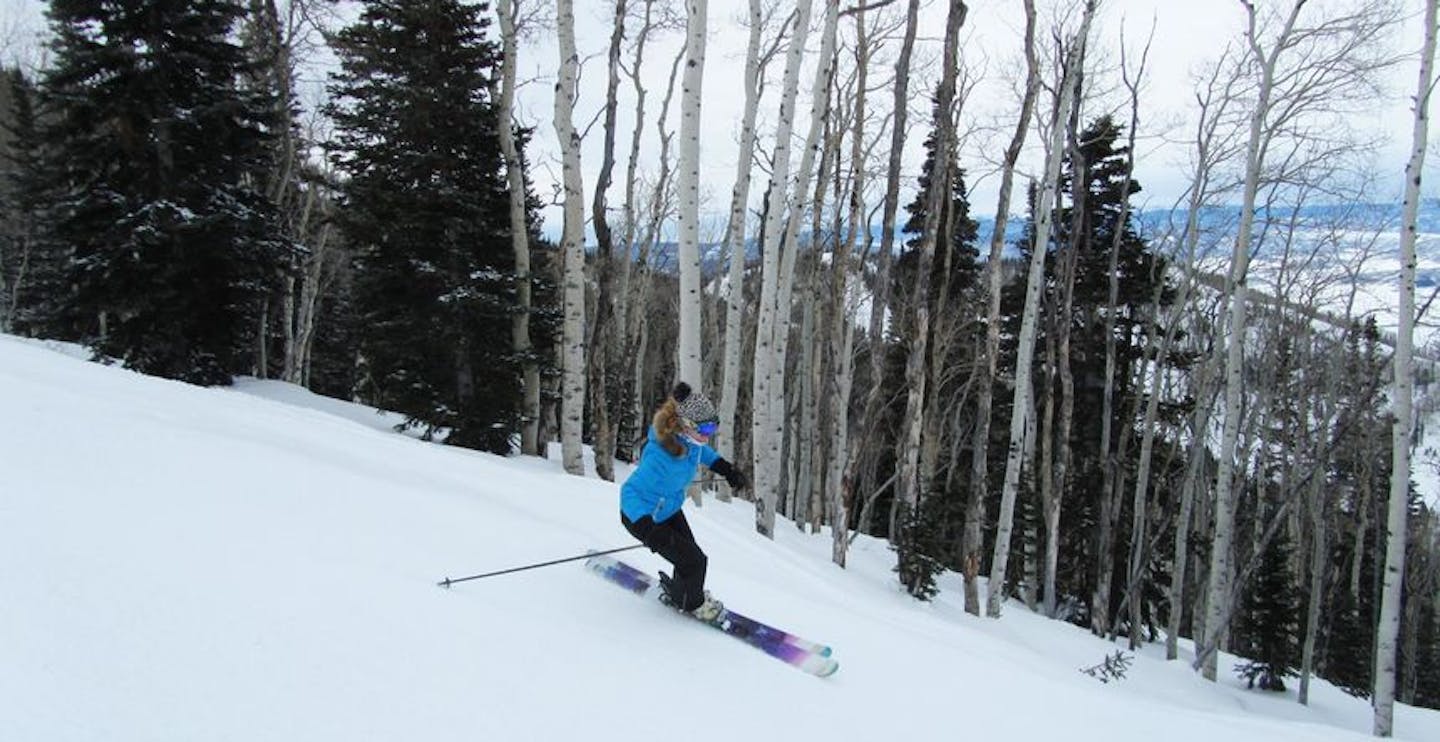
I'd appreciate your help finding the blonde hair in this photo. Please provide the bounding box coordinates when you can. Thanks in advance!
[653,398,686,457]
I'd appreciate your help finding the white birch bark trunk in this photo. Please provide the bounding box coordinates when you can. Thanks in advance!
[967,0,1038,616]
[1299,461,1328,703]
[285,177,330,386]
[626,47,684,449]
[676,0,708,387]
[1053,140,1080,623]
[554,0,587,474]
[717,0,765,486]
[497,0,542,455]
[897,0,967,520]
[751,0,814,537]
[293,209,331,388]
[767,3,839,511]
[1198,0,1300,679]
[586,0,628,480]
[1164,56,1235,658]
[841,0,921,565]
[987,1,1092,618]
[798,295,817,521]
[1373,0,1435,733]
[829,3,870,565]
[615,0,658,456]
[1115,34,1153,647]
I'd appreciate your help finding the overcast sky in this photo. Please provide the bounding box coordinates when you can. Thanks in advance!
[511,0,1430,241]
[2,0,1431,242]
[515,0,1428,240]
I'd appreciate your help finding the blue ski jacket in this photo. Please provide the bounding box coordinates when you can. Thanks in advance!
[621,426,720,524]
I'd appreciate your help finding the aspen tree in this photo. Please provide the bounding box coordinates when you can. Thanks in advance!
[1198,0,1304,677]
[1374,0,1435,733]
[677,0,707,387]
[497,0,542,455]
[843,0,921,563]
[773,0,839,531]
[716,0,769,497]
[241,0,340,387]
[1197,0,1396,680]
[1116,24,1155,649]
[614,0,664,456]
[896,0,967,527]
[1164,49,1248,660]
[554,0,587,474]
[751,0,814,537]
[829,1,879,565]
[626,46,686,443]
[988,0,1095,619]
[586,0,628,479]
[966,0,1037,617]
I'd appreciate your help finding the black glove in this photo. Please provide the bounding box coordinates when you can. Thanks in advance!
[710,457,749,490]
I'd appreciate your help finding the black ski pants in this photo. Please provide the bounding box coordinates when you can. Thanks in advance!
[621,510,707,611]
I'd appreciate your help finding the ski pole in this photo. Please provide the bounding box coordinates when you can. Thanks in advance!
[436,544,644,588]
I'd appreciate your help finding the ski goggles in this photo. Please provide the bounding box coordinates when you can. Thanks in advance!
[686,418,720,437]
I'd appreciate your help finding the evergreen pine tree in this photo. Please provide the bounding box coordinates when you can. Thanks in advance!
[880,96,982,591]
[1321,319,1389,697]
[1412,586,1440,708]
[893,498,944,601]
[1233,494,1300,691]
[899,110,980,298]
[1325,530,1378,697]
[32,0,289,384]
[896,95,982,337]
[1003,114,1182,621]
[327,0,533,453]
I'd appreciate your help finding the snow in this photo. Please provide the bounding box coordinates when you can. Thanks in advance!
[1,332,1437,741]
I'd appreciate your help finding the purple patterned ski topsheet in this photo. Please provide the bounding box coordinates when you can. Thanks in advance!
[587,553,831,657]
[585,553,839,677]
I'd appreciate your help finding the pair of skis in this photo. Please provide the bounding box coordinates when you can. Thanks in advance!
[585,553,839,678]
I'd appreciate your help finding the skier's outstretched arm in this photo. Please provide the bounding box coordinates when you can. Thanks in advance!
[708,457,749,491]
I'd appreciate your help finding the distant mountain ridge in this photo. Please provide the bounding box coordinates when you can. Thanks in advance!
[666,200,1440,274]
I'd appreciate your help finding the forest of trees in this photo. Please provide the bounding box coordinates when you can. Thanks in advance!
[2,0,1439,735]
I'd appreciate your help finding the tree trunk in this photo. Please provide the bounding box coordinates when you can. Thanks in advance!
[676,0,708,387]
[1164,51,1238,658]
[767,0,839,531]
[751,0,815,537]
[1198,0,1302,680]
[1114,35,1152,649]
[1299,470,1328,704]
[497,0,542,456]
[843,0,920,548]
[613,0,660,459]
[626,46,684,456]
[967,0,1038,617]
[988,1,1092,619]
[1167,368,1217,660]
[896,1,967,520]
[1036,314,1057,613]
[1050,115,1081,622]
[717,0,767,496]
[843,0,920,560]
[554,0,587,475]
[831,3,874,566]
[1374,0,1434,732]
[586,0,628,479]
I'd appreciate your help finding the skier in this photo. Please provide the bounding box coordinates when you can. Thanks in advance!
[621,382,748,622]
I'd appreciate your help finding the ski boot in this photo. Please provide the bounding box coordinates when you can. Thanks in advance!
[659,572,724,623]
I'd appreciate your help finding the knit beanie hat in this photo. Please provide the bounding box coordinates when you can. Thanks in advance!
[673,382,717,424]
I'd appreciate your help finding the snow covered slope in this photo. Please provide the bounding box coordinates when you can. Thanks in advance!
[1,333,1436,742]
